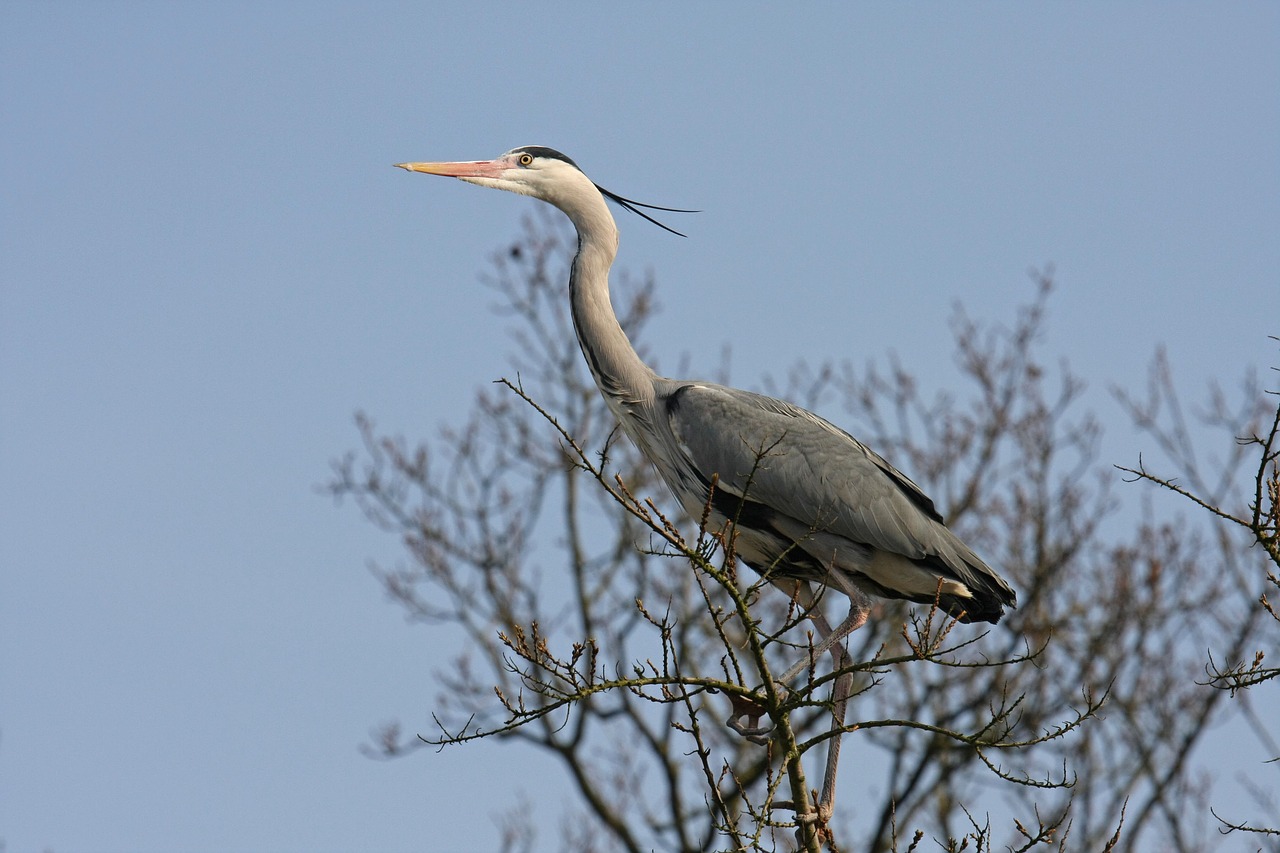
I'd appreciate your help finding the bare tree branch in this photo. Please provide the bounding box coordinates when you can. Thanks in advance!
[329,221,1276,851]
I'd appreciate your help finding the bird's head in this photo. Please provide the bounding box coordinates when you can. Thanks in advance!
[396,145,695,237]
[396,146,589,205]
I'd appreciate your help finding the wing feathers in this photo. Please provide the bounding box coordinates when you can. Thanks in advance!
[663,383,1015,622]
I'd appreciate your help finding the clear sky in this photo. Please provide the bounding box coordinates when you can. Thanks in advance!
[2,3,1277,851]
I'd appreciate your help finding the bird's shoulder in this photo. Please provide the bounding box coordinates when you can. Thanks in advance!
[660,382,941,523]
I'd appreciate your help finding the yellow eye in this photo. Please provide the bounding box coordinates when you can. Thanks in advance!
[519,153,533,166]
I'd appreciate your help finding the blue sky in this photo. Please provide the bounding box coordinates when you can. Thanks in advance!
[2,3,1277,851]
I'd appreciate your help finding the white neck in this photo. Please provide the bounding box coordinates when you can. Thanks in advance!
[561,186,660,416]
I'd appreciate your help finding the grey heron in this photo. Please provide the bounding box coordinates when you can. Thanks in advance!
[396,145,1016,826]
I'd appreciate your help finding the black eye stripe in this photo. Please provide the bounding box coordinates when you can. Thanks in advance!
[506,146,697,237]
[511,146,582,172]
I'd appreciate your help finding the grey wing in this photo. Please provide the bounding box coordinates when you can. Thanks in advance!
[664,383,941,558]
[661,382,1015,621]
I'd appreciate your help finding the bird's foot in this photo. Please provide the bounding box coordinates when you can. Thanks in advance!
[727,716,773,745]
[726,692,772,744]
[726,684,792,744]
[792,796,835,850]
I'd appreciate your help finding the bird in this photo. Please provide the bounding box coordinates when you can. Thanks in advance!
[396,145,1016,824]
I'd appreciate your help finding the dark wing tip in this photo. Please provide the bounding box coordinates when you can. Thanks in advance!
[954,582,1017,625]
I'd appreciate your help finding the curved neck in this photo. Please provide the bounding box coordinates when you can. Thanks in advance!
[563,192,659,414]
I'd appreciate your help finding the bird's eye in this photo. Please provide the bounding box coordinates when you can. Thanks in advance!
[518,153,533,166]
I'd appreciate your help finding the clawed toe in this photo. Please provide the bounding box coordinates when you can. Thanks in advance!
[726,714,773,744]
[726,692,772,742]
[727,685,792,744]
[792,800,835,849]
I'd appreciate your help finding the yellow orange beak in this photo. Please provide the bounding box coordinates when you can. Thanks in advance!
[394,159,507,178]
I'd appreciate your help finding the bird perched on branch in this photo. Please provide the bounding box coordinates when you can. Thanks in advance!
[396,145,1016,823]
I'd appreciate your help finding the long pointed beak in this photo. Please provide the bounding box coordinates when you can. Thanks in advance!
[394,159,506,178]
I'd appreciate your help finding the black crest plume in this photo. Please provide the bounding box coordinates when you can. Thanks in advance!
[594,185,698,237]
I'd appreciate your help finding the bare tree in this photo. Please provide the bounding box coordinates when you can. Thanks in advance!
[329,214,1274,851]
[1117,342,1280,845]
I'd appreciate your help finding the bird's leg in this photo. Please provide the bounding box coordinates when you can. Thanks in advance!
[727,580,869,763]
[783,586,869,849]
[726,579,820,743]
[814,600,866,822]
[776,592,867,687]
[808,582,869,828]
